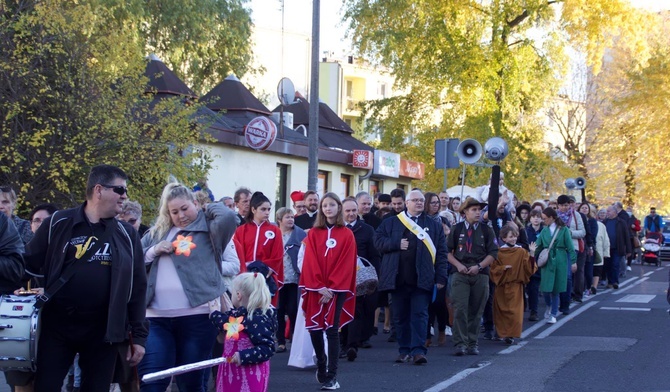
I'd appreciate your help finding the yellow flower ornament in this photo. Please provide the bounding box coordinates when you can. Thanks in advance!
[223,316,246,340]
[172,235,197,257]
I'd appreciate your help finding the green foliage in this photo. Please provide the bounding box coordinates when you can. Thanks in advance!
[93,0,255,95]
[0,0,213,219]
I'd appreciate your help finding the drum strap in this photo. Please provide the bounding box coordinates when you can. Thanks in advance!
[35,219,117,310]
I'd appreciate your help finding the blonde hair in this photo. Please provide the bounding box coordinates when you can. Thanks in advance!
[233,272,271,320]
[149,182,196,240]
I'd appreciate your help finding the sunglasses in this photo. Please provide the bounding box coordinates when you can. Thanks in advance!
[100,184,128,196]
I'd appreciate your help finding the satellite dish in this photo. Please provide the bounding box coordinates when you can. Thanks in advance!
[277,77,295,106]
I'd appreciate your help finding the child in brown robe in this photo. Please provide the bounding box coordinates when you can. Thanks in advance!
[490,224,537,345]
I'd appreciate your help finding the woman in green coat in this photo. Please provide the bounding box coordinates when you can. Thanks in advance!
[534,208,576,324]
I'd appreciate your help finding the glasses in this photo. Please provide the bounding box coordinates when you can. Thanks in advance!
[294,205,307,209]
[408,198,425,203]
[100,184,128,196]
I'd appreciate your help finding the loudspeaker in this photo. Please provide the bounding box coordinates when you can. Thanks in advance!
[484,137,508,161]
[565,178,576,189]
[457,139,482,164]
[575,177,586,190]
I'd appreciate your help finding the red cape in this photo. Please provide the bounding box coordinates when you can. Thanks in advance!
[235,221,284,305]
[299,226,357,330]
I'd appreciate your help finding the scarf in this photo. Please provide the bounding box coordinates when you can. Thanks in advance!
[557,209,572,226]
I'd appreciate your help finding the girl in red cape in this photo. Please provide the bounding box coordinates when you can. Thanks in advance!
[235,192,283,306]
[299,192,357,390]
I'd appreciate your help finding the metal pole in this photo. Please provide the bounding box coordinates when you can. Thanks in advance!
[459,164,466,201]
[443,168,447,193]
[307,0,320,192]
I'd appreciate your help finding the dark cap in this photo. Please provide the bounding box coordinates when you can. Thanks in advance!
[378,194,391,203]
[557,195,571,205]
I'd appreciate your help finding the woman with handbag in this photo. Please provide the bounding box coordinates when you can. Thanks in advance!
[138,182,238,392]
[234,192,284,306]
[299,192,357,390]
[275,207,306,353]
[535,208,576,324]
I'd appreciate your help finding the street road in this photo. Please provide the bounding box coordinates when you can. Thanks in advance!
[269,263,670,392]
[1,263,667,391]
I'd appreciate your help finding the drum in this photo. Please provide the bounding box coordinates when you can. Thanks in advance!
[0,295,39,371]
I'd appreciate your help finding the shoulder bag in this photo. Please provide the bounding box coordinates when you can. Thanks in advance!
[536,228,560,268]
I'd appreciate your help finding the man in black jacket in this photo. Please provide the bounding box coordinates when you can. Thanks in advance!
[0,213,31,390]
[25,164,148,390]
[603,205,632,289]
[340,198,381,361]
[374,190,448,365]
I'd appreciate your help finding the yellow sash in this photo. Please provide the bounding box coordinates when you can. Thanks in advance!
[397,213,436,265]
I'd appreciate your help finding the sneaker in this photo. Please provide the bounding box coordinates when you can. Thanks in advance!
[504,337,515,345]
[316,369,327,384]
[590,286,597,295]
[321,378,340,390]
[483,330,493,340]
[444,326,453,336]
[529,311,539,321]
[547,316,557,324]
[626,266,632,271]
[544,309,551,319]
[613,283,619,289]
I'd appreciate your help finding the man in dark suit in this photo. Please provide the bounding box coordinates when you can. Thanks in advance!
[374,190,448,365]
[294,190,319,230]
[355,191,382,230]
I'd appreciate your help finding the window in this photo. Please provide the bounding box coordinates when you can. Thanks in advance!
[346,80,353,98]
[396,183,406,192]
[339,174,351,200]
[369,180,380,197]
[276,164,288,209]
[317,170,329,197]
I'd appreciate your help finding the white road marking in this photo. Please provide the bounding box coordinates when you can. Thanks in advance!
[618,276,638,287]
[423,361,491,392]
[643,271,655,277]
[616,294,655,303]
[535,301,598,339]
[612,277,649,294]
[655,267,664,271]
[497,340,528,354]
[599,306,651,312]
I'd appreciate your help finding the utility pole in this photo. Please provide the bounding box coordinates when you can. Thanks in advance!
[307,0,320,191]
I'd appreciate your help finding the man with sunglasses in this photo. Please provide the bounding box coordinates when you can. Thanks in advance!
[24,164,148,391]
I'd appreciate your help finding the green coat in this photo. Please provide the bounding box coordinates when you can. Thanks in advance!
[534,226,576,294]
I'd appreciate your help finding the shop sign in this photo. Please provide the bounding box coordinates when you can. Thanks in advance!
[245,117,277,151]
[352,150,373,169]
[400,159,425,179]
[373,150,400,178]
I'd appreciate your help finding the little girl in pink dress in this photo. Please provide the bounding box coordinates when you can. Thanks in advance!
[210,272,277,392]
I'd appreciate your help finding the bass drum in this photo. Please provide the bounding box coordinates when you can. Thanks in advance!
[0,295,40,371]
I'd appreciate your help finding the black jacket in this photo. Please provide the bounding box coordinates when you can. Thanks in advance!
[0,214,25,295]
[24,204,148,346]
[348,218,381,273]
[374,212,448,292]
[604,217,632,257]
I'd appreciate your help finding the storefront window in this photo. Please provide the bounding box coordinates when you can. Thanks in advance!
[317,170,329,197]
[276,164,288,209]
[369,180,380,197]
[339,174,351,200]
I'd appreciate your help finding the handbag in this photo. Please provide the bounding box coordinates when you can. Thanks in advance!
[537,228,560,268]
[355,257,378,297]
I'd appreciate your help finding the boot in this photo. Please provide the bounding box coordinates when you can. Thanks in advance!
[425,338,432,347]
[437,331,447,346]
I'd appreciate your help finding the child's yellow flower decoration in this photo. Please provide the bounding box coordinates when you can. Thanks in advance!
[172,235,196,257]
[223,316,245,340]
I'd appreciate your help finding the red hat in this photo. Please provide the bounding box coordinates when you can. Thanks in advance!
[290,190,305,203]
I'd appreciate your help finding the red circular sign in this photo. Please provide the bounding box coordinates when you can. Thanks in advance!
[245,117,277,151]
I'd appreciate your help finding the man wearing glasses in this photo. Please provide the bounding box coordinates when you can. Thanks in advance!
[24,164,148,390]
[290,190,306,217]
[374,190,448,365]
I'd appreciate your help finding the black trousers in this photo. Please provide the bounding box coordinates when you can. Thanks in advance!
[342,291,378,349]
[427,285,448,338]
[310,293,346,380]
[277,283,299,346]
[35,310,119,392]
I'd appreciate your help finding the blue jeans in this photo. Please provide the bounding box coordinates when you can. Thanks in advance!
[559,264,573,311]
[543,292,559,316]
[138,314,218,392]
[606,254,622,285]
[391,285,431,356]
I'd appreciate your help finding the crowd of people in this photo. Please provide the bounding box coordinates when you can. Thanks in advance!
[0,165,663,392]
